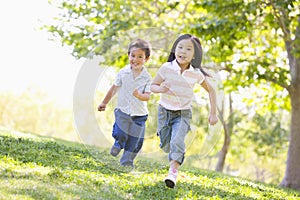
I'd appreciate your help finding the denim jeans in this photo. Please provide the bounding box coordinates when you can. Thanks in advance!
[112,108,148,166]
[157,105,192,165]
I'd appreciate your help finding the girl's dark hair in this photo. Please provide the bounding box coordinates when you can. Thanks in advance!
[167,34,209,76]
[128,38,151,58]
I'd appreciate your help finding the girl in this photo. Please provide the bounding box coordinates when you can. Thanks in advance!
[150,34,218,188]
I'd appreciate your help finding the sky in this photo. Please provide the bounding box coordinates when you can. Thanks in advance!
[0,1,84,107]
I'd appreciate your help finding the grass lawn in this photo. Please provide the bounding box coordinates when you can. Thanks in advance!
[0,131,299,199]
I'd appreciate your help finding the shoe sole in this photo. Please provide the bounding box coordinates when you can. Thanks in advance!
[165,179,175,188]
[110,153,118,157]
[110,147,121,157]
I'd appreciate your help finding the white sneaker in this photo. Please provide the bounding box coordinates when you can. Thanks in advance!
[164,168,178,188]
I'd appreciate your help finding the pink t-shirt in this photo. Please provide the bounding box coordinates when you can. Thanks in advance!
[157,60,205,110]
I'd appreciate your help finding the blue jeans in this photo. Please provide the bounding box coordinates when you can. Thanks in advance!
[157,105,192,165]
[112,108,148,166]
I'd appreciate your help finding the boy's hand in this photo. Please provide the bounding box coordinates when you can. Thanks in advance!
[133,88,150,101]
[208,114,218,125]
[98,103,106,111]
[133,89,140,98]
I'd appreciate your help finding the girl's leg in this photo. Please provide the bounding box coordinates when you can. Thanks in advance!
[170,160,180,170]
[165,109,192,188]
[157,105,172,153]
[165,160,180,188]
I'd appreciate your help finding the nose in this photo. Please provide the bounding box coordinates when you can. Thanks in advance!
[178,48,185,54]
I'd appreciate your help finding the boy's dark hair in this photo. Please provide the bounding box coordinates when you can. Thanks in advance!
[128,38,151,59]
[167,34,209,76]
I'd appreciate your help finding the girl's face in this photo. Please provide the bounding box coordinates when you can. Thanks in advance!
[175,39,194,68]
[129,47,148,71]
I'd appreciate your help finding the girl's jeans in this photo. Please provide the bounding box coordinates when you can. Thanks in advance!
[157,105,192,165]
[112,108,148,167]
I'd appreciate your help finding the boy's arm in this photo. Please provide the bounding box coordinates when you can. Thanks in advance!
[201,79,218,125]
[98,85,119,111]
[133,90,151,101]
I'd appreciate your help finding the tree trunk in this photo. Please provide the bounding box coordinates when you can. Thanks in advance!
[215,123,230,172]
[280,15,300,191]
[280,84,300,191]
[215,94,233,172]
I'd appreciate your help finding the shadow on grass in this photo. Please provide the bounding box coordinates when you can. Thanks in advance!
[0,135,122,175]
[1,177,132,200]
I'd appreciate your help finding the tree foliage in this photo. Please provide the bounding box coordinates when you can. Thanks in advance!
[44,0,300,190]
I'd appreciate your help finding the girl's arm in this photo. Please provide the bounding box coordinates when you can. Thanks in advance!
[150,74,169,93]
[201,79,218,125]
[98,85,119,111]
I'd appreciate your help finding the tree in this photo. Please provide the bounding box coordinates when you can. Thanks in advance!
[44,0,300,190]
[271,1,300,190]
[190,0,299,190]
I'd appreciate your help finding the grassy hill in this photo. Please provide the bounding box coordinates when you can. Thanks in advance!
[0,130,299,200]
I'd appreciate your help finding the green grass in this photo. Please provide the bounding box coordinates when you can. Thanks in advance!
[0,131,299,200]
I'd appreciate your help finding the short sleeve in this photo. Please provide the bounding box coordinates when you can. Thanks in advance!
[114,72,122,86]
[157,63,169,80]
[143,76,152,93]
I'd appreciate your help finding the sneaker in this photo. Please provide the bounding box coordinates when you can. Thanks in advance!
[164,168,178,188]
[110,145,121,157]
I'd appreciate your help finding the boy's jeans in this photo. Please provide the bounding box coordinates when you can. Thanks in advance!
[112,108,148,166]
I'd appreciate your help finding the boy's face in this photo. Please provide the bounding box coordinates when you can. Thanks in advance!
[175,39,194,67]
[129,47,149,70]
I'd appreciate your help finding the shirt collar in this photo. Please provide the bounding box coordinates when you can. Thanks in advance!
[124,65,132,72]
[171,59,195,72]
[124,64,149,77]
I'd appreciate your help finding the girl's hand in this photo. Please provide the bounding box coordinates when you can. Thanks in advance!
[150,82,170,94]
[159,86,169,93]
[98,103,106,111]
[159,82,170,93]
[208,114,218,125]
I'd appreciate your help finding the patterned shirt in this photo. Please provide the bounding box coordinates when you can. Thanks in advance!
[156,60,205,110]
[114,65,152,116]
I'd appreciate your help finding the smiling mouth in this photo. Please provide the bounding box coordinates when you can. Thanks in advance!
[179,55,186,60]
[132,63,140,66]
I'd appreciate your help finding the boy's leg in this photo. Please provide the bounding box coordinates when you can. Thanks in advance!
[112,108,131,146]
[111,109,132,156]
[120,137,139,167]
[111,122,127,156]
[120,115,147,167]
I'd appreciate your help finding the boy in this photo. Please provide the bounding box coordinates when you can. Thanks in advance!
[98,39,152,169]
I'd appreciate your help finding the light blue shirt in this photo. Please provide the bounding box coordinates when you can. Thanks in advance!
[114,65,152,116]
